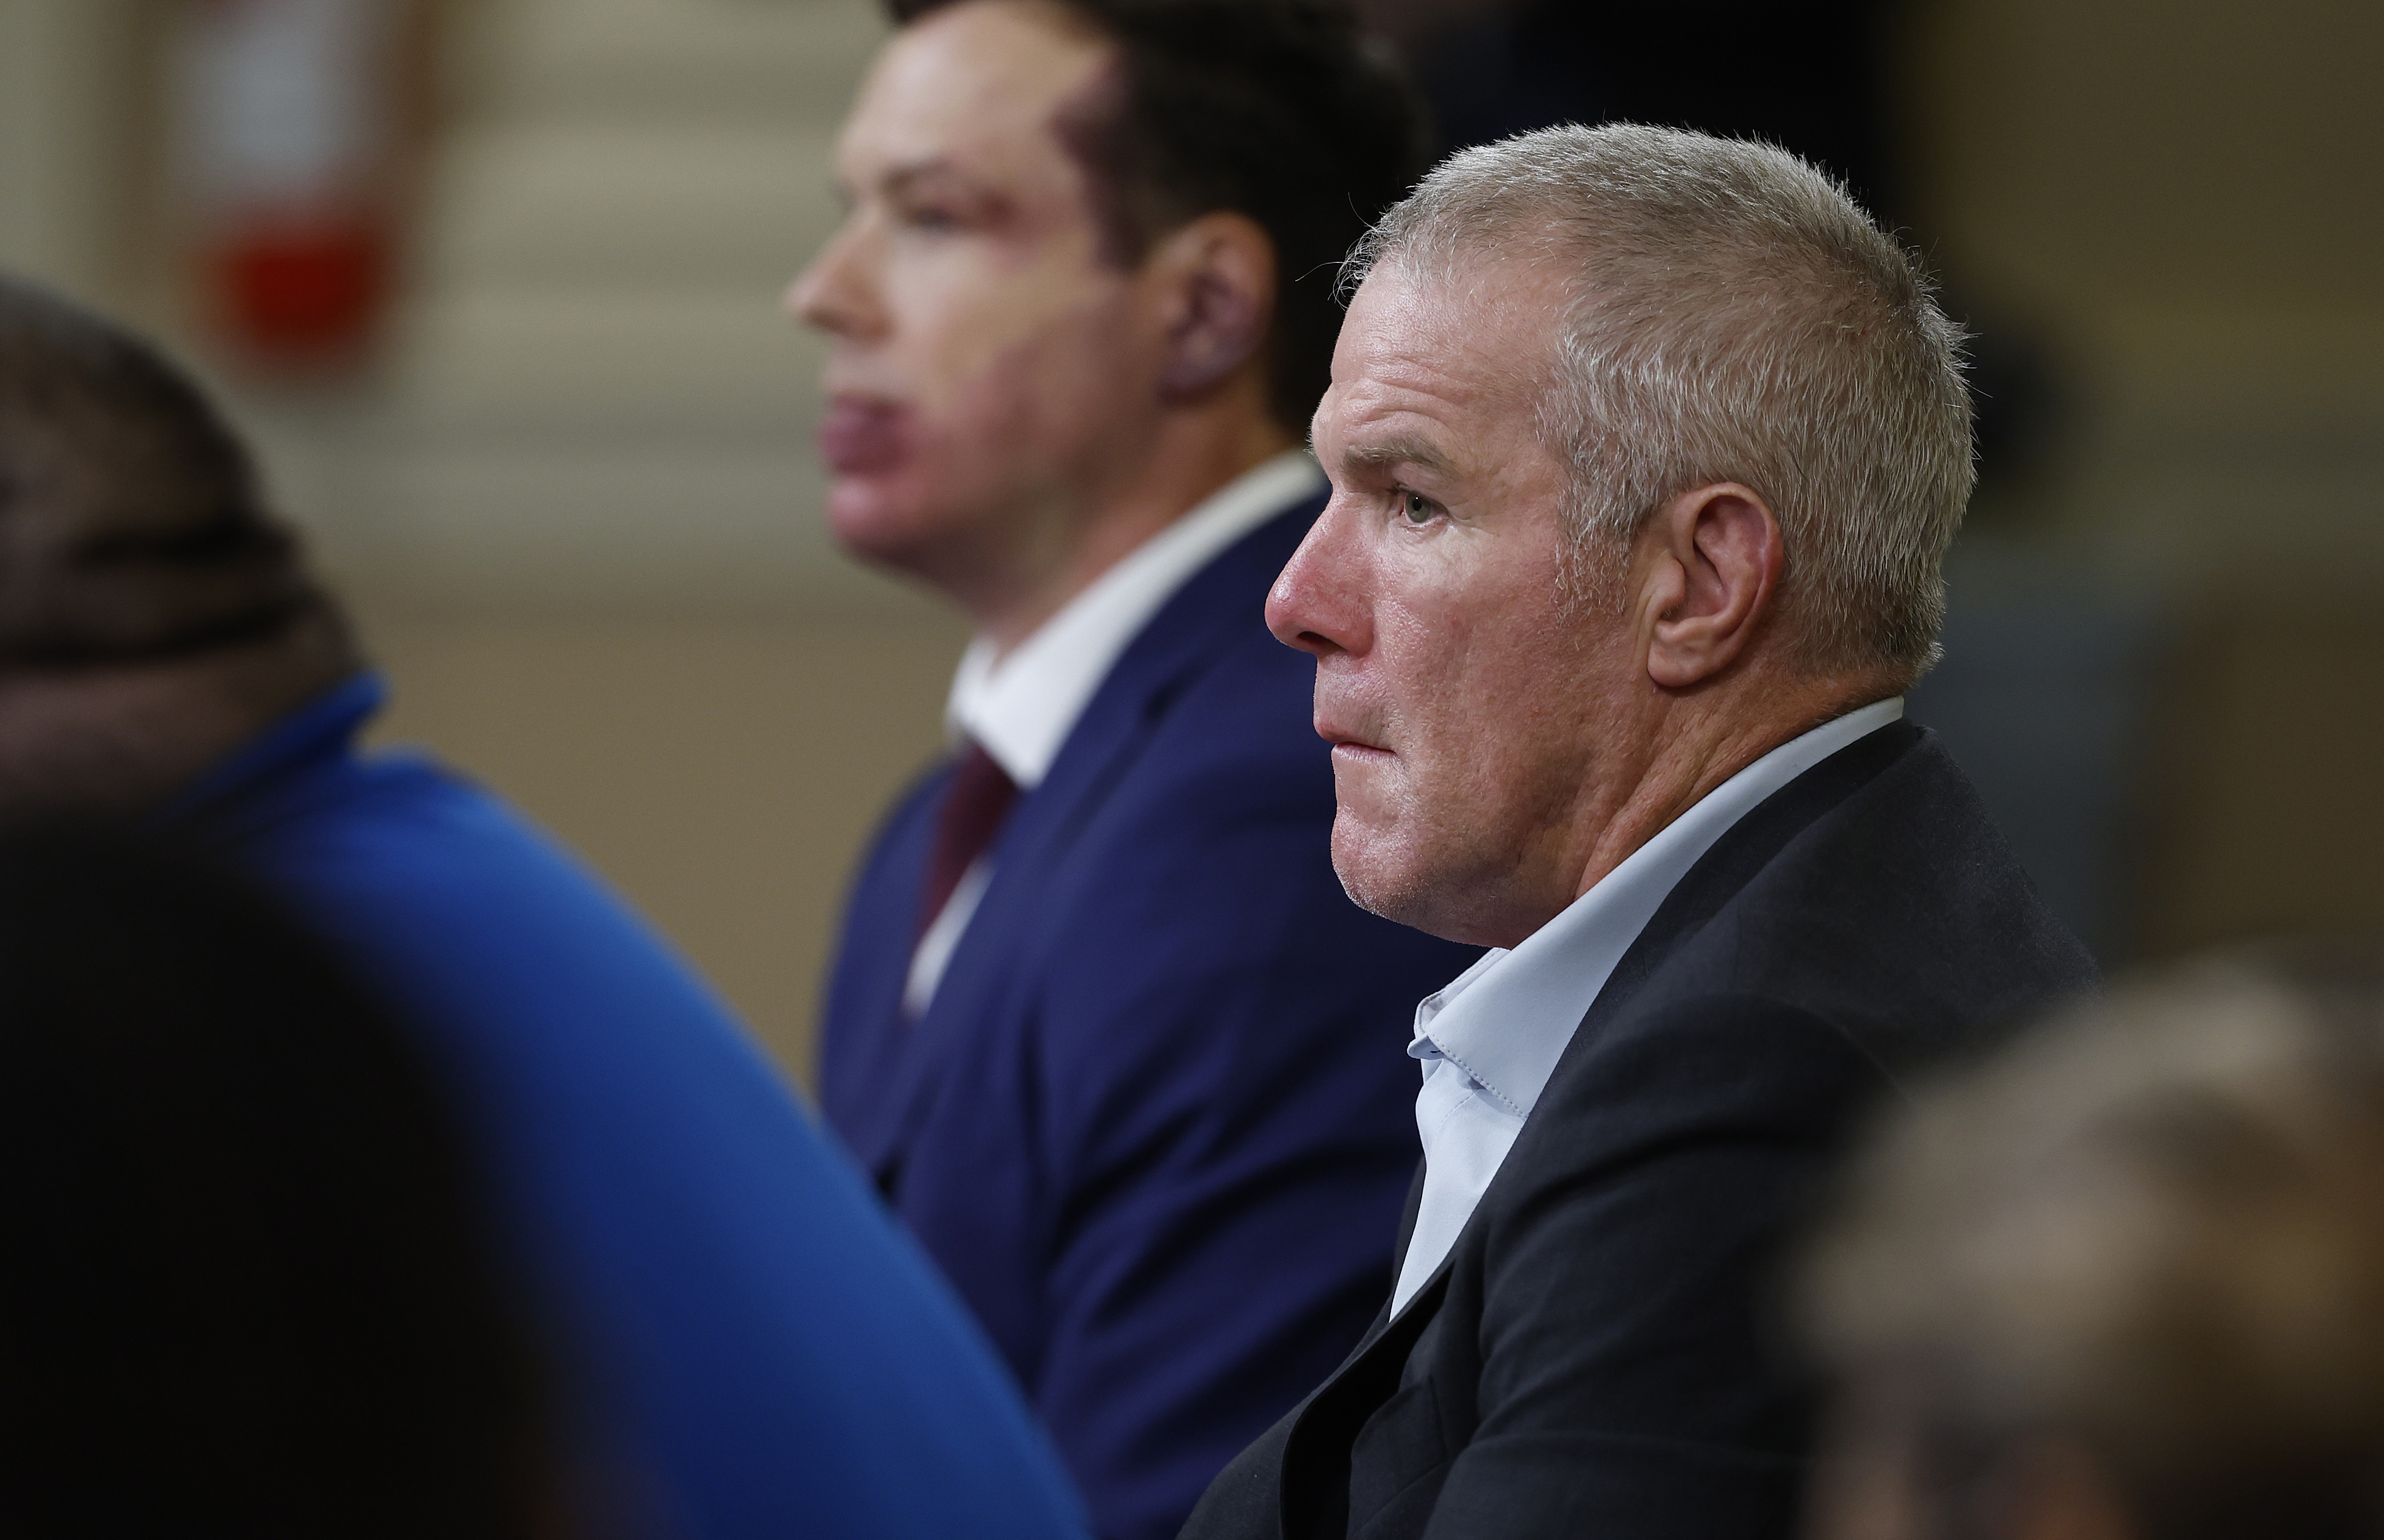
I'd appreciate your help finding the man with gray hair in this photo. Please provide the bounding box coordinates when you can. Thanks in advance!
[1181,125,2097,1540]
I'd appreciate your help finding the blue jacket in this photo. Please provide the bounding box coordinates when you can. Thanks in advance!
[170,675,1088,1540]
[818,499,1480,1540]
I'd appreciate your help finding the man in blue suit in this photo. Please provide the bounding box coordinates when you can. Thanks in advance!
[789,3,1478,1537]
[0,276,1087,1540]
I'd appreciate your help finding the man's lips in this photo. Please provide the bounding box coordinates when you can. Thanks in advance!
[1317,720,1393,758]
[817,396,911,475]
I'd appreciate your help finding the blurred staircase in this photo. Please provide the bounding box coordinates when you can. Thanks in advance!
[259,0,896,617]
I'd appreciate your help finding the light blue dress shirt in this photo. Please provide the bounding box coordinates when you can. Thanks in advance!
[1390,697,1907,1313]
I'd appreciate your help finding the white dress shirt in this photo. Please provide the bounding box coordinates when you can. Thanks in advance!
[902,450,1327,1015]
[1388,696,1907,1313]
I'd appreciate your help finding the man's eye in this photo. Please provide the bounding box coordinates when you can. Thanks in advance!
[1401,491,1438,524]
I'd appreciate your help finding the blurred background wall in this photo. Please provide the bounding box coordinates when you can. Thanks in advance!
[1,0,2377,1083]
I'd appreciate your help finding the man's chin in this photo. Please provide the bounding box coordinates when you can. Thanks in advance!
[1329,820,1435,932]
[1331,819,1520,946]
[824,476,947,570]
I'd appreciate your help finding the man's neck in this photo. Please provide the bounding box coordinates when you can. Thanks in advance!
[1436,670,1898,949]
[1565,673,1895,904]
[974,399,1296,658]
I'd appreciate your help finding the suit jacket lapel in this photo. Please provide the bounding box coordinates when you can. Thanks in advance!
[1280,1266,1452,1540]
[864,496,1326,1185]
[832,772,950,1177]
[1264,719,1924,1523]
[1569,719,1922,1047]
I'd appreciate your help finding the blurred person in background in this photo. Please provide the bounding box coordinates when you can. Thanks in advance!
[1,829,554,1539]
[1802,957,2384,1540]
[0,276,1088,1540]
[789,3,1477,1535]
[1183,125,2096,1540]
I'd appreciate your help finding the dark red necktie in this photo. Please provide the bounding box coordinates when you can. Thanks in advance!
[918,740,1019,938]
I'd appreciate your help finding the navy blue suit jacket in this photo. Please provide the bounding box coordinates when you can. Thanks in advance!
[819,496,1480,1540]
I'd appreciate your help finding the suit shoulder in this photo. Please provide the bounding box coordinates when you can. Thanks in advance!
[1655,734,2099,1083]
[1535,992,1892,1150]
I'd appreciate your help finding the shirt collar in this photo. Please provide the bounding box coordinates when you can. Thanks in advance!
[1410,696,1907,1120]
[151,672,386,830]
[949,450,1325,789]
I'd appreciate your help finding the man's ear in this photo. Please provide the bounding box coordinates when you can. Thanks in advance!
[1146,210,1277,399]
[1636,481,1784,690]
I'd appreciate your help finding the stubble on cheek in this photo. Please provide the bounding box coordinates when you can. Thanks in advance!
[1321,593,1470,925]
[1327,743,1476,931]
[1333,651,1597,940]
[1324,748,1402,914]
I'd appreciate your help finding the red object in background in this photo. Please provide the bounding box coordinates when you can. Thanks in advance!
[213,213,392,361]
[177,0,405,374]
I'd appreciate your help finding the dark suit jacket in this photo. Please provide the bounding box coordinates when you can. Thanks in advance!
[818,496,1480,1540]
[1181,720,2099,1540]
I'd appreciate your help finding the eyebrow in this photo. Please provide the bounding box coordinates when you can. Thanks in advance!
[1338,432,1455,480]
[830,156,951,200]
[880,159,962,197]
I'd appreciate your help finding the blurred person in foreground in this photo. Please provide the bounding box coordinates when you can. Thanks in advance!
[1802,958,2384,1540]
[1,829,552,1538]
[1183,124,2097,1540]
[788,3,1476,1533]
[0,275,1087,1540]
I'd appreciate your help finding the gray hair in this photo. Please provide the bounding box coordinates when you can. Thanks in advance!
[1346,124,1972,681]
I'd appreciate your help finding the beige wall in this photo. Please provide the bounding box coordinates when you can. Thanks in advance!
[1907,0,2384,577]
[0,0,149,307]
[1915,0,2379,314]
[358,602,965,1083]
[1902,0,2384,956]
[2136,601,2384,953]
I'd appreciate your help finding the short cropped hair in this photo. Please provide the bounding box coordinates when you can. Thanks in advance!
[0,277,325,668]
[1348,124,1972,681]
[887,0,1429,438]
[1803,958,2384,1540]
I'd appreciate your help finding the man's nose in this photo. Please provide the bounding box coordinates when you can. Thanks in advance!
[785,222,880,339]
[1266,501,1370,659]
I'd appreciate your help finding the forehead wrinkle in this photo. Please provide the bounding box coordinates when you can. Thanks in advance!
[1381,255,1569,400]
[1331,348,1508,485]
[1351,331,1543,443]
